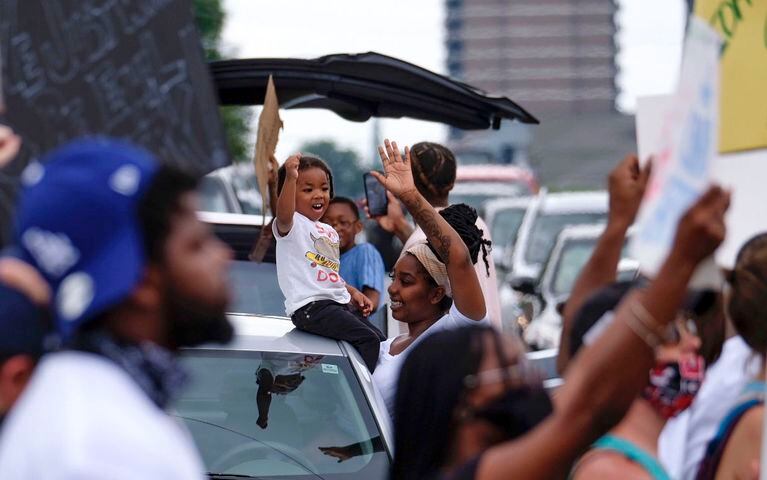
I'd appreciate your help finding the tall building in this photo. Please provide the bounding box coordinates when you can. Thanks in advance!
[447,0,618,114]
[445,0,636,188]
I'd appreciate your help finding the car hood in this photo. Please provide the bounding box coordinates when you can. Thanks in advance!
[211,52,539,130]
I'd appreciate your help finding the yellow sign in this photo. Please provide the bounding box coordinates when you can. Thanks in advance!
[695,0,767,152]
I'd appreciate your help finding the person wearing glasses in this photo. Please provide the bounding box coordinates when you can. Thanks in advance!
[321,197,386,314]
[390,183,730,480]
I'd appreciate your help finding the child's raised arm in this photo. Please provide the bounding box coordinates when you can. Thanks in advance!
[276,154,301,236]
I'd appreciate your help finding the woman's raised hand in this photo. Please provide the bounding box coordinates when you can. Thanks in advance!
[371,139,417,198]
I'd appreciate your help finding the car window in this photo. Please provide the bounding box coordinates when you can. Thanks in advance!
[491,207,526,247]
[228,261,286,316]
[199,177,235,213]
[551,239,598,296]
[231,174,263,215]
[524,212,606,265]
[174,351,389,479]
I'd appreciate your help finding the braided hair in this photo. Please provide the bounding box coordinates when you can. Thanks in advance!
[437,203,492,276]
[276,155,335,198]
[410,142,456,204]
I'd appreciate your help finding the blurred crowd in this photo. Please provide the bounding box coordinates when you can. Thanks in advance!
[1,120,765,480]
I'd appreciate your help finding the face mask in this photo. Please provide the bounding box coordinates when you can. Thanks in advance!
[642,354,705,419]
[469,386,553,440]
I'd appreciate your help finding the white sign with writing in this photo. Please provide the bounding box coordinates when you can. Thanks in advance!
[630,18,722,278]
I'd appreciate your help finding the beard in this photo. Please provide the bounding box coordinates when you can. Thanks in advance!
[164,286,233,348]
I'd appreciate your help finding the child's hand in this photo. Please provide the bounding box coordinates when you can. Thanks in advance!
[350,289,373,317]
[285,153,302,180]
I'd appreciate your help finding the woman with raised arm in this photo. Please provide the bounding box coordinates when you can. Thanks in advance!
[370,140,491,417]
[391,185,730,480]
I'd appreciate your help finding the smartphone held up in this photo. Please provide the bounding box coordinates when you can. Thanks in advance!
[364,172,388,217]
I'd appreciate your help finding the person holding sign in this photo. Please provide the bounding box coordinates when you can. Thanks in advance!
[389,185,730,480]
[273,154,384,372]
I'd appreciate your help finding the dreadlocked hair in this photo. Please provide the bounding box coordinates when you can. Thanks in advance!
[410,142,456,203]
[438,203,492,276]
[276,155,335,198]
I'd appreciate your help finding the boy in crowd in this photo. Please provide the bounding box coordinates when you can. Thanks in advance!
[322,197,386,313]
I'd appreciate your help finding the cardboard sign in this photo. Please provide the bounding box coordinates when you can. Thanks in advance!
[695,0,767,152]
[0,0,229,244]
[630,18,722,278]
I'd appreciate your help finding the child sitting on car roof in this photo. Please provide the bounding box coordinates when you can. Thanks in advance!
[273,154,385,372]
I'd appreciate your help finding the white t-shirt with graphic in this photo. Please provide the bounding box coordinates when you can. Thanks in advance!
[273,212,351,315]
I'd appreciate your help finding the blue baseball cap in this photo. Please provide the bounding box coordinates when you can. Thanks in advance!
[13,138,159,340]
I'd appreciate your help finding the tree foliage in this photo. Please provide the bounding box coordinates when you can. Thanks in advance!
[299,140,367,200]
[192,0,252,162]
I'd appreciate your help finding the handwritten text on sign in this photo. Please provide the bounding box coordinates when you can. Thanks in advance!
[696,0,767,153]
[630,19,722,277]
[0,0,229,246]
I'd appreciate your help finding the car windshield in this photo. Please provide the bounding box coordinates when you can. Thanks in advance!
[524,212,606,265]
[174,351,389,479]
[228,261,286,316]
[491,207,526,247]
[451,182,528,214]
[551,238,598,296]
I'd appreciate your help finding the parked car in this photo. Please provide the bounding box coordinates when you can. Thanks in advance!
[175,314,393,479]
[522,224,639,350]
[451,165,538,216]
[199,170,243,214]
[483,196,532,275]
[505,190,609,284]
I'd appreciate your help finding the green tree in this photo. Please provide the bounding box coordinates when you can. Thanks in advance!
[299,140,367,200]
[192,0,252,162]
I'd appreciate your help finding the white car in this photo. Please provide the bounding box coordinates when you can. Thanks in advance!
[499,191,608,330]
[182,212,392,479]
[505,190,609,282]
[483,196,532,274]
[523,224,639,350]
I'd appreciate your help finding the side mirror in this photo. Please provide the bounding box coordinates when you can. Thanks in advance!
[508,275,537,296]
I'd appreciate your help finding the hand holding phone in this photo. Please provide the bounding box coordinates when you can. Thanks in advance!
[364,172,389,217]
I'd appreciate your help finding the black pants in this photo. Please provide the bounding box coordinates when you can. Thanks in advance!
[292,300,385,372]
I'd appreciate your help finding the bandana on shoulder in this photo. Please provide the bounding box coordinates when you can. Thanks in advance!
[72,331,187,410]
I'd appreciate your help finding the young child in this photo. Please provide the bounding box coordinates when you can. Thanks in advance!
[322,197,385,313]
[273,154,385,372]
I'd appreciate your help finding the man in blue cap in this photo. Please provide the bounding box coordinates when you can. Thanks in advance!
[0,138,233,478]
[0,255,49,428]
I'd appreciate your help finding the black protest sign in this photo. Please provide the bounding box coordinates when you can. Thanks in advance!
[0,0,229,244]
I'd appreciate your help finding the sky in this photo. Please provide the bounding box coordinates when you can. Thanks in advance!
[221,0,688,163]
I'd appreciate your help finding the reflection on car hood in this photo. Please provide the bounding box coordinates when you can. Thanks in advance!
[192,314,344,356]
